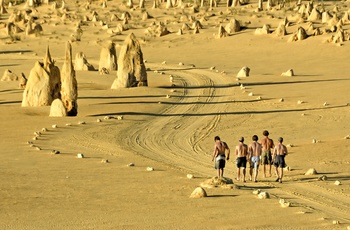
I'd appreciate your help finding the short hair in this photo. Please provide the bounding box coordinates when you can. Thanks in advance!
[252,135,258,141]
[278,137,283,142]
[239,137,244,142]
[214,136,220,141]
[263,130,269,136]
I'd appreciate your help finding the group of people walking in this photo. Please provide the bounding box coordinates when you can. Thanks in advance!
[211,130,288,183]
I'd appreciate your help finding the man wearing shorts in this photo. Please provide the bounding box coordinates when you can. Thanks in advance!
[261,130,275,178]
[212,136,230,178]
[248,135,262,182]
[273,137,288,183]
[235,137,248,182]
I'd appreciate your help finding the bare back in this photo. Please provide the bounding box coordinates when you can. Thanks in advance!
[235,143,248,157]
[215,141,228,155]
[261,137,274,151]
[249,141,262,157]
[273,143,288,156]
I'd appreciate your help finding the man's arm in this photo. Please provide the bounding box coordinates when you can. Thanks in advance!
[284,145,288,155]
[212,145,217,161]
[226,144,230,161]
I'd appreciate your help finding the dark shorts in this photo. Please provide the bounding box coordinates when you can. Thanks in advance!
[215,159,226,169]
[261,150,272,165]
[236,157,247,168]
[274,155,286,168]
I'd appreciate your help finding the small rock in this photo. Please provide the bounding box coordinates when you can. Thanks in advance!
[146,167,154,171]
[297,100,304,104]
[286,144,293,147]
[252,189,261,195]
[52,124,58,128]
[32,137,38,140]
[51,150,60,154]
[27,141,33,145]
[166,95,171,98]
[116,116,123,120]
[77,153,84,158]
[210,66,215,70]
[190,187,207,198]
[104,116,113,120]
[34,131,41,136]
[161,61,166,64]
[187,174,194,179]
[323,102,329,106]
[78,121,86,125]
[65,123,71,126]
[344,135,350,139]
[170,89,176,92]
[258,191,269,199]
[128,163,135,167]
[284,165,291,171]
[257,96,262,100]
[97,119,102,122]
[312,139,317,143]
[317,175,327,181]
[101,159,109,163]
[248,92,254,96]
[305,168,318,175]
[36,146,41,151]
[334,180,341,185]
[332,220,340,225]
[279,98,284,102]
[179,62,184,66]
[279,199,291,207]
[41,128,48,132]
[301,113,305,116]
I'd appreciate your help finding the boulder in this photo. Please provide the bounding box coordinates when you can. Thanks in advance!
[305,168,318,175]
[49,99,67,117]
[74,52,95,71]
[1,69,18,81]
[98,41,117,72]
[190,187,207,198]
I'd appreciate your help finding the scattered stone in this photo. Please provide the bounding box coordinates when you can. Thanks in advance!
[34,131,41,136]
[49,99,67,117]
[248,92,254,96]
[117,116,123,120]
[146,167,154,171]
[318,175,328,181]
[236,66,250,78]
[65,123,71,126]
[128,163,135,167]
[297,100,304,104]
[258,191,270,199]
[332,220,340,225]
[284,165,292,171]
[32,137,38,140]
[97,119,102,122]
[41,128,48,132]
[286,144,293,148]
[101,159,109,163]
[210,66,215,70]
[344,135,350,139]
[1,69,18,81]
[281,69,294,77]
[104,116,113,120]
[27,141,33,145]
[161,61,166,64]
[77,153,84,158]
[187,174,194,179]
[166,95,171,98]
[36,146,41,151]
[323,102,329,106]
[190,187,207,198]
[305,168,318,175]
[334,180,341,185]
[252,189,261,195]
[279,98,284,102]
[200,177,234,188]
[51,150,60,154]
[279,199,291,207]
[78,121,86,125]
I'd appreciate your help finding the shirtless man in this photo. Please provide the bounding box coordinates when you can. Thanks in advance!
[273,137,288,183]
[261,130,275,178]
[235,137,248,182]
[212,136,230,178]
[248,135,262,182]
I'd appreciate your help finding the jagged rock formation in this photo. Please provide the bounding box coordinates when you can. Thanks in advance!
[22,46,61,107]
[60,41,78,116]
[225,18,241,34]
[1,69,18,81]
[111,33,147,88]
[74,52,95,71]
[98,41,117,72]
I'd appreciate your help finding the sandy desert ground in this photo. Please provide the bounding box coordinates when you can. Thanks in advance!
[1,0,350,229]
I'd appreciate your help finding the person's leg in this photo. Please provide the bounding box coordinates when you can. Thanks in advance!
[279,167,283,183]
[268,164,272,177]
[242,168,246,182]
[254,164,259,182]
[275,166,279,182]
[263,164,266,178]
[237,167,240,180]
[217,169,220,178]
[221,168,224,178]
